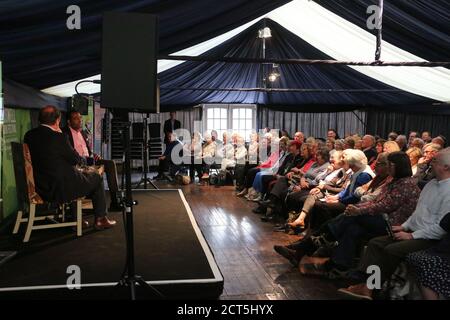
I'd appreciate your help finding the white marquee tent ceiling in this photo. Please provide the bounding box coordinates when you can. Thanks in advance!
[43,0,450,103]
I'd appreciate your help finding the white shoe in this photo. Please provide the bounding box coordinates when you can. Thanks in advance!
[251,194,262,202]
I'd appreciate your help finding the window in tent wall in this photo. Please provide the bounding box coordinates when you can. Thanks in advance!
[203,104,256,141]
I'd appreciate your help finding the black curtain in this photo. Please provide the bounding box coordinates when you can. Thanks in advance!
[257,106,367,139]
[365,109,450,140]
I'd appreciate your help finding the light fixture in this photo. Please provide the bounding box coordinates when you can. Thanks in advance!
[268,73,278,82]
[258,27,272,39]
[268,64,280,82]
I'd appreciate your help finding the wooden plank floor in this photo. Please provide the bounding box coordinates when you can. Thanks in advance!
[162,182,340,300]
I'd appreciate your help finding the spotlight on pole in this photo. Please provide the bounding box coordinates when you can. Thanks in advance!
[258,27,272,39]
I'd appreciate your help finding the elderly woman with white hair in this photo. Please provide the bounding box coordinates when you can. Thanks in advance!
[199,131,217,181]
[306,149,375,230]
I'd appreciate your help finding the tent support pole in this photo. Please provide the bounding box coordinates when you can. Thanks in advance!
[375,0,384,61]
[158,55,450,68]
[352,110,367,134]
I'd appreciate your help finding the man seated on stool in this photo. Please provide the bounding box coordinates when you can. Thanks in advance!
[62,109,122,212]
[24,105,116,230]
[155,132,182,181]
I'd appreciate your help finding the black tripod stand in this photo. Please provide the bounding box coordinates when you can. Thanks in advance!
[134,114,158,190]
[117,122,163,300]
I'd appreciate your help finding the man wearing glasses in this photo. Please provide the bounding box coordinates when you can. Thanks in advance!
[414,143,442,189]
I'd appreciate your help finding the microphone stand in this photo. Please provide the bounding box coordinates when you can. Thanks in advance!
[134,113,158,190]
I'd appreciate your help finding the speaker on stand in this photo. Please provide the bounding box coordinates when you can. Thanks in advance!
[101,12,162,300]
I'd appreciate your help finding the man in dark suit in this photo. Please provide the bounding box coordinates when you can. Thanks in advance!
[362,135,378,165]
[24,106,116,230]
[62,109,121,211]
[155,132,182,180]
[163,112,181,144]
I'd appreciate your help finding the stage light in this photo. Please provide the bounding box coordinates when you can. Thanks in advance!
[268,64,280,82]
[258,27,272,39]
[268,73,278,82]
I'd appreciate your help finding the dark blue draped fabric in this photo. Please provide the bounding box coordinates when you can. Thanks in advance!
[159,19,437,111]
[0,0,291,88]
[314,0,450,63]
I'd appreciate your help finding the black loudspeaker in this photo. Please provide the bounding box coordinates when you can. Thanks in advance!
[101,12,158,112]
[68,95,89,115]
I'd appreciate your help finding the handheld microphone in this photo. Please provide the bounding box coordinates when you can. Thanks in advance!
[84,124,92,135]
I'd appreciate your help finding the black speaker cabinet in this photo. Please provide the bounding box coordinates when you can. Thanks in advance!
[101,12,158,113]
[68,95,89,115]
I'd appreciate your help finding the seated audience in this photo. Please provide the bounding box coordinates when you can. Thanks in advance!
[252,140,303,214]
[406,212,450,300]
[294,131,305,144]
[188,131,204,182]
[388,131,399,141]
[421,131,432,143]
[326,138,336,157]
[361,135,377,165]
[248,132,259,164]
[275,152,420,274]
[383,140,401,153]
[233,135,248,190]
[414,143,442,189]
[327,129,339,140]
[338,147,450,300]
[408,131,419,148]
[370,139,387,170]
[62,109,121,211]
[432,136,446,149]
[257,143,316,214]
[334,139,345,151]
[236,135,278,197]
[199,132,217,180]
[306,149,374,230]
[326,152,418,272]
[406,147,422,175]
[24,106,116,229]
[410,137,425,150]
[156,131,183,180]
[395,135,408,152]
[375,139,386,155]
[283,150,347,229]
[248,137,290,201]
[211,130,221,144]
[354,137,363,151]
[344,136,356,150]
[235,133,259,192]
[280,129,290,139]
[217,132,236,174]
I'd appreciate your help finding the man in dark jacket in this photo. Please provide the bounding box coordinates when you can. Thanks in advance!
[163,112,181,144]
[362,135,377,165]
[414,143,441,189]
[62,109,121,211]
[155,131,183,180]
[24,106,116,230]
